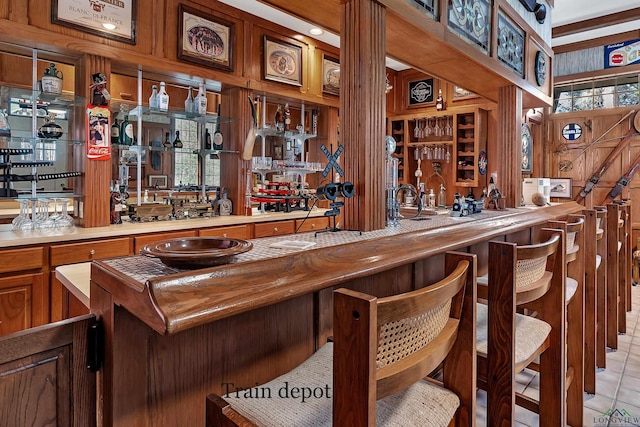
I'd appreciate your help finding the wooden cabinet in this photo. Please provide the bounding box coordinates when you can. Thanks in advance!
[254,220,296,238]
[199,225,251,239]
[295,217,330,233]
[0,273,47,336]
[453,109,487,187]
[50,238,131,267]
[133,230,197,253]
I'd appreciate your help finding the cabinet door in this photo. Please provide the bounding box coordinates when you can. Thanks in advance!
[0,315,96,426]
[199,225,251,239]
[0,273,47,336]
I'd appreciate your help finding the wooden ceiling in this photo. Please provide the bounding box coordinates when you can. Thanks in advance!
[258,0,551,107]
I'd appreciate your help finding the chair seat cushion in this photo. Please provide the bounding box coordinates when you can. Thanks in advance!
[224,342,460,427]
[619,241,623,252]
[476,303,551,366]
[566,277,578,303]
[596,254,602,269]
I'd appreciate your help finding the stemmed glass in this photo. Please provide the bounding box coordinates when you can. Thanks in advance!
[424,118,432,137]
[433,117,442,137]
[55,199,75,228]
[445,116,453,137]
[414,119,420,139]
[12,199,31,230]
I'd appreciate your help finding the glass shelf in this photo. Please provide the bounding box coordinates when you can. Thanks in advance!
[111,102,236,125]
[0,136,86,145]
[6,86,85,109]
[255,128,319,141]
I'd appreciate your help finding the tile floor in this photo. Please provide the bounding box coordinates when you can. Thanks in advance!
[476,285,640,427]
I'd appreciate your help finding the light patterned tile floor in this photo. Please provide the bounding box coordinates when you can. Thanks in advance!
[476,285,640,427]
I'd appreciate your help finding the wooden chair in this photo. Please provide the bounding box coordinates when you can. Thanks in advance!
[594,206,608,369]
[476,229,566,426]
[615,200,632,323]
[207,252,477,427]
[549,215,585,426]
[606,203,621,348]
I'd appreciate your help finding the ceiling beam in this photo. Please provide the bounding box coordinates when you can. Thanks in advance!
[552,7,640,38]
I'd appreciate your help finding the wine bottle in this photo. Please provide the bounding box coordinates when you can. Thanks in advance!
[163,131,172,148]
[120,115,134,146]
[149,85,158,109]
[184,87,195,115]
[111,119,120,145]
[173,130,183,148]
[284,103,291,131]
[274,104,283,131]
[196,83,207,115]
[204,128,212,150]
[213,104,223,150]
[158,82,169,111]
[436,89,444,111]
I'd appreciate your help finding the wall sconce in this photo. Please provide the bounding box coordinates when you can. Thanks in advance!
[519,0,546,24]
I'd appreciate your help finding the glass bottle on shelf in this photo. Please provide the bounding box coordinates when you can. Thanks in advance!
[149,85,158,109]
[274,104,283,131]
[111,119,120,145]
[173,130,183,148]
[438,184,447,208]
[284,103,291,131]
[163,131,172,148]
[184,87,195,115]
[196,83,207,115]
[157,82,169,111]
[120,115,134,145]
[204,128,212,150]
[436,89,444,111]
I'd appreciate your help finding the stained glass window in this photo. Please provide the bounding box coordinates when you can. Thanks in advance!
[497,10,525,77]
[447,0,491,55]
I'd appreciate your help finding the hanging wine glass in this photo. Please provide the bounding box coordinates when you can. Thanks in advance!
[445,116,453,137]
[445,145,451,163]
[414,147,420,161]
[414,118,420,139]
[433,117,441,138]
[424,117,432,137]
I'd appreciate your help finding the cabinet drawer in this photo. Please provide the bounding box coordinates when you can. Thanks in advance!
[295,218,330,234]
[254,220,295,238]
[199,225,251,239]
[0,247,44,273]
[134,230,197,253]
[50,238,130,267]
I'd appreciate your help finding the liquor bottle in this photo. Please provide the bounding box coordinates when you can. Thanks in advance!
[438,184,446,208]
[274,104,283,131]
[283,103,291,131]
[111,119,120,145]
[157,81,169,111]
[196,83,207,115]
[428,189,435,208]
[184,87,195,115]
[204,128,212,150]
[173,130,183,148]
[120,115,134,145]
[163,131,172,148]
[149,85,158,109]
[311,108,319,135]
[436,89,444,111]
[217,188,232,216]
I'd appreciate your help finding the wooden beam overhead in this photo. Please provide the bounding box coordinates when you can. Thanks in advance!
[552,7,640,39]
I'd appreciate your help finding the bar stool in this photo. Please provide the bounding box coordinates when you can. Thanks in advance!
[582,209,601,393]
[615,199,632,322]
[606,203,621,348]
[207,252,477,427]
[476,229,566,426]
[595,206,608,368]
[549,215,585,426]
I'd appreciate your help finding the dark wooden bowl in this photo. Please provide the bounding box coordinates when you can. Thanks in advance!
[140,237,253,269]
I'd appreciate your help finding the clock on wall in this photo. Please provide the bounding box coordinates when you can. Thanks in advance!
[535,50,546,86]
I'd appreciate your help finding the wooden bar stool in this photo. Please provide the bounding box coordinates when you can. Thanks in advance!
[582,209,600,393]
[476,229,566,426]
[614,199,632,323]
[549,215,585,426]
[595,206,608,368]
[207,252,477,427]
[606,203,620,349]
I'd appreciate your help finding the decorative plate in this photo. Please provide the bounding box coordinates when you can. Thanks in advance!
[325,67,340,90]
[535,50,546,86]
[478,151,487,175]
[269,50,296,77]
[521,123,532,172]
[141,237,253,269]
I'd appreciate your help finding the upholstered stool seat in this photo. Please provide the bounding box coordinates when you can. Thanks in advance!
[476,303,551,367]
[565,277,579,302]
[224,342,460,427]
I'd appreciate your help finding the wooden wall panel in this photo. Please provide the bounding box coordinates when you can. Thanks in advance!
[497,85,522,207]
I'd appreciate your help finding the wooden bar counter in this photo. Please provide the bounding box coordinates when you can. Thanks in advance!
[90,202,582,426]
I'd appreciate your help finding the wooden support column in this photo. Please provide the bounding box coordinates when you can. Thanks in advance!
[497,85,522,208]
[220,86,251,215]
[340,0,387,232]
[74,54,110,228]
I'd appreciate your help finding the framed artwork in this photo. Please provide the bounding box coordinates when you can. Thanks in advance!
[148,174,168,189]
[407,78,435,108]
[121,148,147,165]
[521,123,532,173]
[263,36,303,86]
[322,55,340,96]
[178,4,234,72]
[51,0,137,45]
[549,178,572,199]
[452,85,478,101]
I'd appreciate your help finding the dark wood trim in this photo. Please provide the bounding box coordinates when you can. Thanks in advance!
[553,29,640,54]
[552,7,640,39]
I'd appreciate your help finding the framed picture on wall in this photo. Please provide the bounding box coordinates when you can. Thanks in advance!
[263,36,303,86]
[407,78,435,108]
[51,0,137,44]
[148,174,168,189]
[452,85,478,101]
[177,4,235,72]
[322,55,340,96]
[550,178,572,199]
